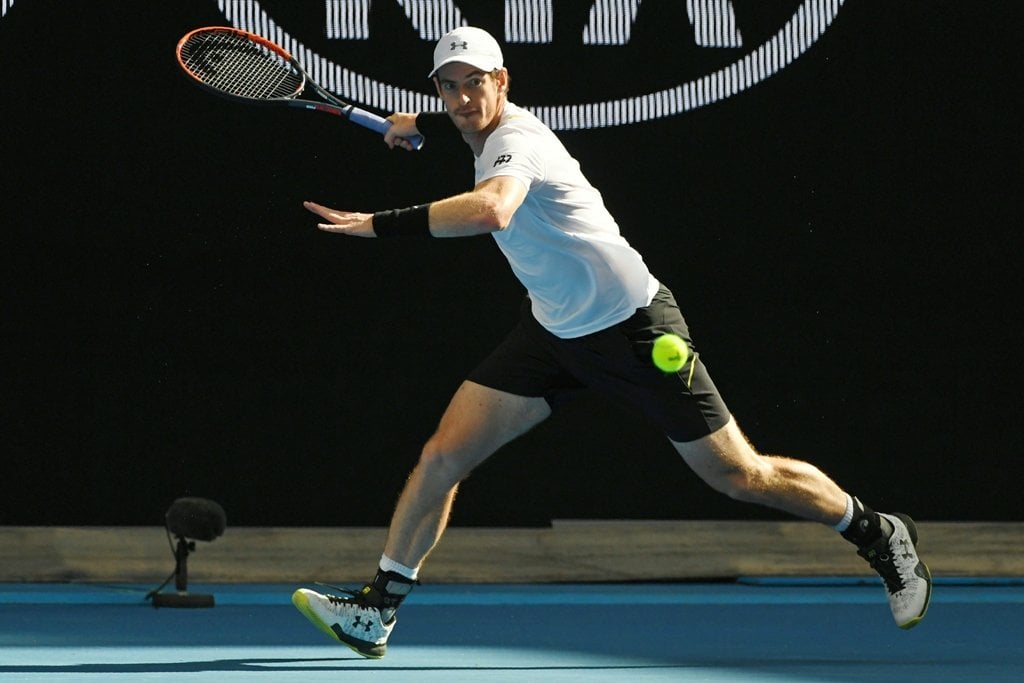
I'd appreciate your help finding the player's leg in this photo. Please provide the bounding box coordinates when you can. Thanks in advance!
[383,379,552,569]
[670,417,847,523]
[293,380,551,658]
[571,284,930,629]
[671,418,931,628]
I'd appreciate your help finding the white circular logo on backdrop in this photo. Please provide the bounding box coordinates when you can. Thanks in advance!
[213,0,846,130]
[1,0,847,130]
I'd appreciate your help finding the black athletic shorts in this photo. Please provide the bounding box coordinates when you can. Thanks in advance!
[467,285,731,442]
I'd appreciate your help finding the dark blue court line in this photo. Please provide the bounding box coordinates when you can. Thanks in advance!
[0,661,713,675]
[1,579,1021,606]
[738,576,1024,587]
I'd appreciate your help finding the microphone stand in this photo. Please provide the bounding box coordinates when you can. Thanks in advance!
[148,535,215,608]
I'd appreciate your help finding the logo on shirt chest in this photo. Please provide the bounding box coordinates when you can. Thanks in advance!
[493,154,513,167]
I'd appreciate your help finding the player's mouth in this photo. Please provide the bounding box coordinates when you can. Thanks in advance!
[452,109,484,128]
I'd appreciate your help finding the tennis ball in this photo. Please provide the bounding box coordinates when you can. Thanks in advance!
[652,333,690,373]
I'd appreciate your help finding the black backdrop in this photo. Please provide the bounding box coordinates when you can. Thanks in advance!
[1,1,1019,527]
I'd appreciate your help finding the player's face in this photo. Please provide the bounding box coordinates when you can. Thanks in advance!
[434,63,508,135]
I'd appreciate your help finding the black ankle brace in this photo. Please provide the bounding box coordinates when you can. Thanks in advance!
[370,569,417,609]
[840,497,884,548]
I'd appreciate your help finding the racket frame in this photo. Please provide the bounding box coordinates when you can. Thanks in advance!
[176,27,424,149]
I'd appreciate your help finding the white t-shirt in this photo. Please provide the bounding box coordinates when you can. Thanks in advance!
[474,102,659,339]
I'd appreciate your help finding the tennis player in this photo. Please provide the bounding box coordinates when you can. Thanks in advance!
[293,26,931,658]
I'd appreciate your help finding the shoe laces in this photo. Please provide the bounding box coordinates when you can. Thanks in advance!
[316,582,383,612]
[858,537,908,595]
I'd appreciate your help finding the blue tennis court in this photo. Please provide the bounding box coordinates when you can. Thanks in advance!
[2,579,1021,682]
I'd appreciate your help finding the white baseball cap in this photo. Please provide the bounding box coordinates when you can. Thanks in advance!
[428,26,504,78]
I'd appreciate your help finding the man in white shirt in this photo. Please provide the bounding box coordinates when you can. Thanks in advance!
[294,26,931,659]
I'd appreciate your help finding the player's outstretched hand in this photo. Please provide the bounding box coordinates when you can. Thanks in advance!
[304,201,377,237]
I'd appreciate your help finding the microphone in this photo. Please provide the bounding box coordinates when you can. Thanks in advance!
[165,497,226,542]
[147,497,227,608]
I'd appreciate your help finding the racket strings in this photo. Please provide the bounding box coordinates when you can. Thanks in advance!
[181,31,303,100]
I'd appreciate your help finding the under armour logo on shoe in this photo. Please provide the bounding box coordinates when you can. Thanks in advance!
[352,616,373,633]
[450,41,468,51]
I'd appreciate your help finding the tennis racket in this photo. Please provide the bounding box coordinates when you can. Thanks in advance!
[175,26,424,150]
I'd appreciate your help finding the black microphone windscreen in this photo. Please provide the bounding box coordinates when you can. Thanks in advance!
[165,497,226,541]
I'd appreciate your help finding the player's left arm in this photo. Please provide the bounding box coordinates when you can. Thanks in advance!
[304,175,526,238]
[426,175,527,237]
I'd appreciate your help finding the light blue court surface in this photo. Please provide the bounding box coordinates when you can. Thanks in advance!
[1,579,1022,682]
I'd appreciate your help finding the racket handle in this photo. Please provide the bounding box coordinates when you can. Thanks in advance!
[348,107,425,150]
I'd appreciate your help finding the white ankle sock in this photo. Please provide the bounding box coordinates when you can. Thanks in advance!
[833,494,855,532]
[379,554,419,581]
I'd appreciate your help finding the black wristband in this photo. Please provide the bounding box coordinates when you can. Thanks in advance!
[372,204,432,238]
[415,111,458,141]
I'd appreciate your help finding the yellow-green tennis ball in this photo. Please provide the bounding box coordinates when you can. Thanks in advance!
[652,333,689,373]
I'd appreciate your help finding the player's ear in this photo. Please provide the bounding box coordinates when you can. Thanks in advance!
[432,76,442,97]
[495,68,510,95]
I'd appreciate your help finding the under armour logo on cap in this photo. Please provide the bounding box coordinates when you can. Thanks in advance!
[430,26,504,77]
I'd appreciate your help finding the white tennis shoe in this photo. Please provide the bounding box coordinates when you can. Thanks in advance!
[857,513,932,629]
[292,586,395,658]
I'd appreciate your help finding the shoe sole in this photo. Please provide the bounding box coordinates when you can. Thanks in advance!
[291,589,386,659]
[890,514,932,630]
[898,560,932,629]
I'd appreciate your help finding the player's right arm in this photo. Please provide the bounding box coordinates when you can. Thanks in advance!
[383,112,421,150]
[384,111,460,151]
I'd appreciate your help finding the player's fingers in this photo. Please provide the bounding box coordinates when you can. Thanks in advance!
[304,201,346,221]
[317,223,355,234]
[384,132,413,151]
[383,128,402,149]
[317,223,375,238]
[303,200,328,215]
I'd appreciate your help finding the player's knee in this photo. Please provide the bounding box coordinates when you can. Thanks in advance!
[707,463,770,503]
[416,437,475,489]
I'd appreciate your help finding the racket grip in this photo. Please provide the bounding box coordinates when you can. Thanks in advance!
[348,107,425,150]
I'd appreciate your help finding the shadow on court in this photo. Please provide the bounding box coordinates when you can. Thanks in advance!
[0,583,1021,681]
